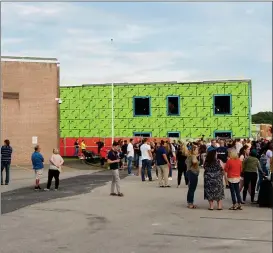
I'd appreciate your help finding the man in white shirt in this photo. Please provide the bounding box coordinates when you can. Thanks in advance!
[140,138,153,181]
[235,139,243,154]
[266,144,273,171]
[127,139,134,176]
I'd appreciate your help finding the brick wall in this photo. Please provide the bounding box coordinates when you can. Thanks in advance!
[1,60,59,165]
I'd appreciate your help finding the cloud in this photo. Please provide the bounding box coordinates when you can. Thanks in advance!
[1,2,272,113]
[1,38,28,47]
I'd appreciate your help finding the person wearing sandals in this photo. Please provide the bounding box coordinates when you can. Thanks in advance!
[225,149,243,210]
[44,149,64,191]
[204,149,225,210]
[186,145,200,209]
[107,141,124,197]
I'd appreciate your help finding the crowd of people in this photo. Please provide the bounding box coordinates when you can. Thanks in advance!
[105,137,273,209]
[1,136,273,210]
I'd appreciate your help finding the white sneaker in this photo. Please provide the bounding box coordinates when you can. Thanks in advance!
[168,177,173,180]
[44,188,50,191]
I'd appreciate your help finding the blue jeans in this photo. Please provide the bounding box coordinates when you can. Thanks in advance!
[124,154,127,163]
[229,182,242,204]
[1,161,11,184]
[141,159,152,181]
[256,165,269,191]
[169,166,172,178]
[134,154,139,168]
[187,170,198,204]
[74,147,79,156]
[127,156,133,174]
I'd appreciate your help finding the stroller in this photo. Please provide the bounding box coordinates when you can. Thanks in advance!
[257,174,273,208]
[81,150,100,165]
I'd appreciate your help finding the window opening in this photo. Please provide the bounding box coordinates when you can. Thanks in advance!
[134,97,150,116]
[167,132,180,138]
[3,92,19,99]
[167,96,179,115]
[214,95,231,115]
[133,132,151,137]
[214,131,232,138]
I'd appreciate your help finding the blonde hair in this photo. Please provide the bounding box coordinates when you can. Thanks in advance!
[180,144,188,156]
[228,149,238,159]
[190,145,199,156]
[189,145,199,169]
[165,142,171,153]
[53,148,59,154]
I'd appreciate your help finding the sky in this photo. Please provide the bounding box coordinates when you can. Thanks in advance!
[1,2,272,113]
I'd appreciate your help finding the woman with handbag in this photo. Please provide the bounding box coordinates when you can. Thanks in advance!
[44,148,64,191]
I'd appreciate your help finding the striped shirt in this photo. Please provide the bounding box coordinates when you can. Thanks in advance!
[1,146,13,162]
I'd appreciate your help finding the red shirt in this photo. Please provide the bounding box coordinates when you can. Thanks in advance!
[225,159,242,178]
[100,147,108,159]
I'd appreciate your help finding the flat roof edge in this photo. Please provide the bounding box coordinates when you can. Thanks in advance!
[1,56,59,63]
[60,79,252,88]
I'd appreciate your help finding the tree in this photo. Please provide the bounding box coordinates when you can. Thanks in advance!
[252,111,273,124]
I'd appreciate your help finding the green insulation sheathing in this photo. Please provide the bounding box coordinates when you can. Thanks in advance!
[60,80,251,138]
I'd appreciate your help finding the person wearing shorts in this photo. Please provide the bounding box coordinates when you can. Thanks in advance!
[31,145,44,190]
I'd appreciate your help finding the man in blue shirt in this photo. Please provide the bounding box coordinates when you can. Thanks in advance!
[1,139,13,185]
[31,145,44,190]
[207,139,217,152]
[156,140,170,187]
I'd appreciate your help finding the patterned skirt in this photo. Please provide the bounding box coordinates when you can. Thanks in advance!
[204,171,225,201]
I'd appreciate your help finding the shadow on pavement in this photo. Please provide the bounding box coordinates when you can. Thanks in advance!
[1,170,127,215]
[63,157,102,170]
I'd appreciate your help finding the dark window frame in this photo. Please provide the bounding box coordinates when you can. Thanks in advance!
[213,95,232,115]
[167,131,180,138]
[213,131,233,138]
[133,132,152,137]
[133,96,151,117]
[167,95,180,116]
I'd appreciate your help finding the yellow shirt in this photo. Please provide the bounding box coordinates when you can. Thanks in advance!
[81,143,86,150]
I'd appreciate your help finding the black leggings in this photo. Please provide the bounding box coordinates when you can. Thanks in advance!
[243,172,258,202]
[100,158,105,166]
[47,169,60,189]
[177,164,188,186]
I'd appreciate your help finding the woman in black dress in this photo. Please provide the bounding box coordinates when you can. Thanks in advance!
[177,143,188,187]
[204,150,225,210]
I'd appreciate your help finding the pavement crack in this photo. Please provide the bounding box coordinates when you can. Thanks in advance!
[153,233,273,243]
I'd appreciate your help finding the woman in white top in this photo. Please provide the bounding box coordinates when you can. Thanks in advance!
[45,148,64,191]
